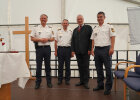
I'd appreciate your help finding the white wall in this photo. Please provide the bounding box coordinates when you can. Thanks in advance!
[0,0,139,25]
[65,0,139,23]
[0,0,8,24]
[0,0,61,24]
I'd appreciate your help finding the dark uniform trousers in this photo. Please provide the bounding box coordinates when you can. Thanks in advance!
[36,46,51,84]
[57,46,71,81]
[94,46,113,90]
[76,53,90,84]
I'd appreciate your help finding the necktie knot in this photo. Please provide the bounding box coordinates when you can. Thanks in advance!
[78,26,82,32]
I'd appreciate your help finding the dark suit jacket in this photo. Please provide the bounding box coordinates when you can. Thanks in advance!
[71,24,93,54]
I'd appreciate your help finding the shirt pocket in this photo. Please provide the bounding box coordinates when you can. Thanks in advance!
[46,31,52,38]
[58,32,63,40]
[66,32,72,42]
[93,29,98,39]
[92,29,99,43]
[36,30,42,38]
[101,28,109,39]
[93,32,98,39]
[101,28,108,33]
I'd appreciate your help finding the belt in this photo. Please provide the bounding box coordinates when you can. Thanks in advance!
[58,46,70,48]
[95,46,110,48]
[37,45,50,48]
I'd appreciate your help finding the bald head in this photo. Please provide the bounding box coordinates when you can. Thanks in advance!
[77,14,84,26]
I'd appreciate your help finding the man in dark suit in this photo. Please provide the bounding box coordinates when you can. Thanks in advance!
[71,15,92,89]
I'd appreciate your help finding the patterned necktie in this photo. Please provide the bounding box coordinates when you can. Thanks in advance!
[78,26,82,32]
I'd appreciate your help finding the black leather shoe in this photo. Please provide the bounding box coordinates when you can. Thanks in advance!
[83,83,90,89]
[35,83,40,89]
[104,90,111,95]
[93,86,104,91]
[75,82,84,86]
[47,83,53,88]
[65,81,70,85]
[58,81,62,85]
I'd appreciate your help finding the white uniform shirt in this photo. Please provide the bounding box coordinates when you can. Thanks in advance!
[54,28,73,47]
[31,25,54,46]
[90,23,116,47]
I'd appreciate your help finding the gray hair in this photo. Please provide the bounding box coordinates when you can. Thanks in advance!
[77,14,84,19]
[40,14,48,18]
[62,19,69,23]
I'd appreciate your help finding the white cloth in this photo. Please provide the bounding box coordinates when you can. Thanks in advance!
[90,23,116,47]
[0,53,30,89]
[54,28,73,47]
[30,25,54,46]
[127,7,140,45]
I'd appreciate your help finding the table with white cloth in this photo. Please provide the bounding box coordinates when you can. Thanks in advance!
[0,53,30,100]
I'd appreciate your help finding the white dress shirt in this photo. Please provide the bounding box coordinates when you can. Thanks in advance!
[54,28,73,47]
[31,25,54,46]
[90,23,116,47]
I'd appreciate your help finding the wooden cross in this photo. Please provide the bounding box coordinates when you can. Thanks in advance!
[0,38,3,42]
[13,16,35,80]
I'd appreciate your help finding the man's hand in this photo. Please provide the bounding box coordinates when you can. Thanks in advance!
[38,38,43,42]
[109,47,114,56]
[54,51,57,57]
[110,36,115,56]
[42,38,49,43]
[39,38,49,43]
[71,52,75,57]
[91,50,94,56]
[88,51,91,55]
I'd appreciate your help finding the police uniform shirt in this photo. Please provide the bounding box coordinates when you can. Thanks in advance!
[90,23,116,47]
[54,28,73,47]
[31,25,54,46]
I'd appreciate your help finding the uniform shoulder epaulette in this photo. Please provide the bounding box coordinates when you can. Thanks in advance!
[107,23,111,25]
[69,29,72,32]
[48,26,52,28]
[93,26,96,29]
[34,25,38,27]
[34,25,38,28]
[57,28,61,31]
[70,30,72,32]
